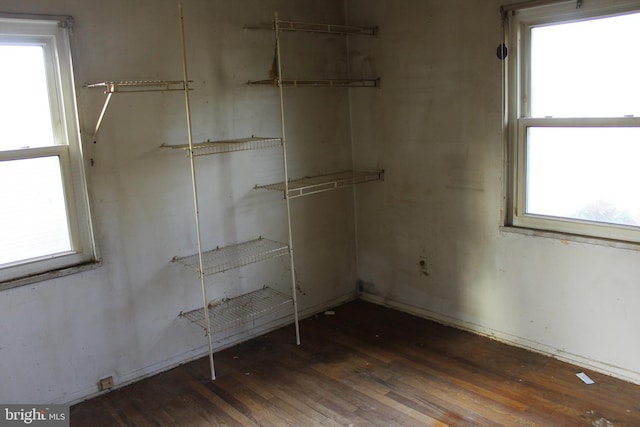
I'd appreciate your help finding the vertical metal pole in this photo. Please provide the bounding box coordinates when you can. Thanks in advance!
[179,3,216,380]
[274,12,301,345]
[343,2,361,289]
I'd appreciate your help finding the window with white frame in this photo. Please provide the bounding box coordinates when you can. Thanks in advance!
[0,15,95,285]
[504,0,640,242]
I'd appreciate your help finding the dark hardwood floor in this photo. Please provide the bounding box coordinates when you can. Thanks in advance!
[71,299,640,426]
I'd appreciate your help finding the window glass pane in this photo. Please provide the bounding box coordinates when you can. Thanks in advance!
[530,13,640,118]
[526,127,640,227]
[0,156,72,266]
[0,44,56,150]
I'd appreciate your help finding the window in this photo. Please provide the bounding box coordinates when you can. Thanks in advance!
[0,15,95,285]
[504,0,640,242]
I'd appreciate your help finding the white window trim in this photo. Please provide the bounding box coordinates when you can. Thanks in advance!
[0,14,97,286]
[504,0,640,244]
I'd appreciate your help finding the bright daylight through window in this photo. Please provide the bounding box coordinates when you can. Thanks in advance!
[505,0,640,242]
[0,16,94,285]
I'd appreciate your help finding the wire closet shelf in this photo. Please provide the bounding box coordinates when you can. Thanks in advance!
[256,170,385,198]
[173,237,290,276]
[85,80,191,142]
[244,19,377,36]
[85,80,189,93]
[161,136,282,157]
[247,78,380,88]
[245,16,379,88]
[180,286,294,334]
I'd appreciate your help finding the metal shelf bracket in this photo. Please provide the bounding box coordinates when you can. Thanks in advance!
[85,80,189,142]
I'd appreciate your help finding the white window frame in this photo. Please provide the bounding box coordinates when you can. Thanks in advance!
[0,14,96,286]
[504,0,640,243]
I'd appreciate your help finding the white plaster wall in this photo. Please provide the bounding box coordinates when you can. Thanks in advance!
[0,0,359,403]
[347,0,640,384]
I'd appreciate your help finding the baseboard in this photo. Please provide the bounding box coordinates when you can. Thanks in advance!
[359,292,640,386]
[66,291,358,405]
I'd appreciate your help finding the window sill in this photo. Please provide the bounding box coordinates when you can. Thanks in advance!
[0,259,103,291]
[499,226,640,252]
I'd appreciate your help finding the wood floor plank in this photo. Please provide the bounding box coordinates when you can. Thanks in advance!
[268,367,373,425]
[220,365,327,426]
[311,360,449,427]
[306,315,548,425]
[223,364,330,425]
[168,370,261,426]
[71,300,640,426]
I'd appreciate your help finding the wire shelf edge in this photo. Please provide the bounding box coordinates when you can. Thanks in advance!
[179,286,295,334]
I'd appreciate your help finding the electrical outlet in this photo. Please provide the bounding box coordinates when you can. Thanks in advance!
[98,376,114,391]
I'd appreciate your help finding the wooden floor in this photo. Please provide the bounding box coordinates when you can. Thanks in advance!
[71,300,640,426]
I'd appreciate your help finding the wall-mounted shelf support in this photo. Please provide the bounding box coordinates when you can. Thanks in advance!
[256,170,384,199]
[86,80,189,142]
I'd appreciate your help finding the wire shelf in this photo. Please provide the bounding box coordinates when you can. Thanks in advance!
[173,237,290,276]
[256,169,384,198]
[180,286,294,334]
[85,80,189,93]
[247,78,380,88]
[86,79,191,142]
[161,136,282,157]
[245,20,377,36]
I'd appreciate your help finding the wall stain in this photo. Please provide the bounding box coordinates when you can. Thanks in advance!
[419,257,429,277]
